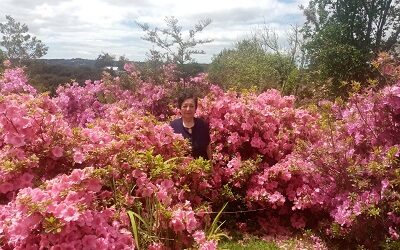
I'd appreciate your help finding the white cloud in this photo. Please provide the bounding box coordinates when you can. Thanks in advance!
[0,0,307,63]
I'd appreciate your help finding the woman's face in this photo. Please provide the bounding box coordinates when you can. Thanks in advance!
[180,98,196,120]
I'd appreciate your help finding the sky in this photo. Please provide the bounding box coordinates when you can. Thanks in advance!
[0,0,309,63]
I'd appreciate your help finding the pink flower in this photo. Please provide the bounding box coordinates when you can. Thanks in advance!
[156,188,171,206]
[52,204,80,222]
[169,206,199,233]
[389,227,399,240]
[381,179,390,197]
[18,172,34,187]
[185,210,199,233]
[227,156,241,171]
[268,191,286,207]
[14,116,31,129]
[4,132,25,147]
[0,182,13,193]
[250,134,265,149]
[332,202,352,226]
[199,240,217,250]
[159,179,174,190]
[73,150,85,164]
[86,179,102,192]
[82,235,98,249]
[69,168,86,182]
[170,217,185,232]
[141,184,155,197]
[124,63,136,74]
[148,242,166,250]
[290,214,306,229]
[51,146,64,158]
[193,230,206,244]
[241,122,252,131]
[227,132,240,145]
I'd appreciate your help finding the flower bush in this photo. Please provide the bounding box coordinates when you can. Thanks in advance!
[0,54,400,249]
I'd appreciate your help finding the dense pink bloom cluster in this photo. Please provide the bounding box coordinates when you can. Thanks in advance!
[202,57,400,246]
[1,55,400,248]
[53,64,212,125]
[0,93,73,201]
[198,86,319,176]
[0,67,37,95]
[54,80,111,127]
[197,57,400,246]
[0,167,133,249]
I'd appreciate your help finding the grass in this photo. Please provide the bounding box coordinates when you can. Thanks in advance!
[218,238,279,250]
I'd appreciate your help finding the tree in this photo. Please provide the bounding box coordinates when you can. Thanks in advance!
[94,52,116,69]
[0,15,48,63]
[301,0,400,94]
[137,16,213,66]
[25,60,101,95]
[254,24,305,68]
[116,55,130,70]
[138,50,167,83]
[0,49,6,72]
[207,38,296,91]
[208,24,302,92]
[0,48,5,63]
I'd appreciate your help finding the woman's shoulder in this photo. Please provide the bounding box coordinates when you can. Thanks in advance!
[170,118,182,127]
[195,117,209,127]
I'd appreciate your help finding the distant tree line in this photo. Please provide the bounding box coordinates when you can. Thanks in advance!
[2,0,400,102]
[24,60,102,95]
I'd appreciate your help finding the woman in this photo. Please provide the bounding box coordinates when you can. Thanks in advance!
[170,91,212,160]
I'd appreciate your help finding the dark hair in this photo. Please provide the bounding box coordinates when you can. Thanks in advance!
[177,90,198,109]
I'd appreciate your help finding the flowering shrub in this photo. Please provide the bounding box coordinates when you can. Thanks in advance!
[53,64,212,126]
[0,67,37,95]
[198,55,400,247]
[1,56,400,249]
[0,167,133,250]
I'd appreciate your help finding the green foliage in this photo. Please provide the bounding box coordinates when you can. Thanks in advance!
[177,62,207,80]
[95,52,116,69]
[218,238,279,250]
[283,68,322,102]
[183,156,210,173]
[25,60,102,95]
[208,38,296,91]
[137,50,166,83]
[127,197,167,249]
[0,48,5,72]
[119,151,214,249]
[301,0,400,96]
[0,48,5,62]
[207,202,228,241]
[43,216,64,234]
[116,55,129,70]
[127,210,141,249]
[382,239,400,250]
[304,23,369,94]
[0,15,48,64]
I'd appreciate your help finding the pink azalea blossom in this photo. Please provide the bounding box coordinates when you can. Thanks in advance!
[193,230,206,244]
[51,146,64,158]
[4,132,25,147]
[73,150,85,164]
[389,227,399,240]
[199,240,217,250]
